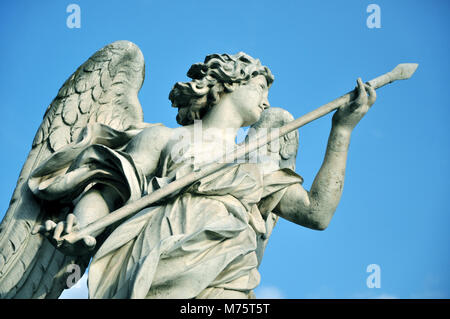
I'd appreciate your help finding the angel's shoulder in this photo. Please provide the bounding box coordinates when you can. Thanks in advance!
[127,124,174,154]
[139,124,174,139]
[124,125,174,176]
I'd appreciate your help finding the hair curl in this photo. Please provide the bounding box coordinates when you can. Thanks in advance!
[169,52,274,126]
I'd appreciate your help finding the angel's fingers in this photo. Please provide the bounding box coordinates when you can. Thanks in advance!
[357,78,368,98]
[32,220,57,235]
[45,220,57,232]
[357,77,364,87]
[82,236,96,250]
[352,78,367,109]
[65,214,76,234]
[365,83,377,106]
[32,224,45,235]
[53,221,64,241]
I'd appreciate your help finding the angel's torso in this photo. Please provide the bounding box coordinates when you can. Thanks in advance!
[127,124,255,180]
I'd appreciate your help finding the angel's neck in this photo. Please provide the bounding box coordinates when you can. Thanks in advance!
[200,99,242,144]
[189,121,238,146]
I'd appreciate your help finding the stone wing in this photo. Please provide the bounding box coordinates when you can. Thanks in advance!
[0,40,147,298]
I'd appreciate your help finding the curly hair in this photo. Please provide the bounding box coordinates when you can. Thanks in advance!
[169,52,274,126]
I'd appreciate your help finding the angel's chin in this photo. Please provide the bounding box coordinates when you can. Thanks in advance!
[244,111,263,127]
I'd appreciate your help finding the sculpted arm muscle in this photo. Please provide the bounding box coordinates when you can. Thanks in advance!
[272,183,326,230]
[43,125,173,255]
[81,125,171,225]
[125,125,173,177]
[273,125,351,231]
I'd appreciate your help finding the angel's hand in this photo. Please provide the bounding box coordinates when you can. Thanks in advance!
[332,78,377,131]
[32,214,96,256]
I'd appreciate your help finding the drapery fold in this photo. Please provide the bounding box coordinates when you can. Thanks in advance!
[29,124,303,298]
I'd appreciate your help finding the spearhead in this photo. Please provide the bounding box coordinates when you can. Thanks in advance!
[391,63,419,80]
[368,63,419,89]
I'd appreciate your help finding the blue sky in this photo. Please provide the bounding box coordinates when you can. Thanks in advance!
[0,0,449,299]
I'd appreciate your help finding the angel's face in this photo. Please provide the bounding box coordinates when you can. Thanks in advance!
[229,75,270,126]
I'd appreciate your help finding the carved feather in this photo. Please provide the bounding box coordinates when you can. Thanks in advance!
[0,40,146,298]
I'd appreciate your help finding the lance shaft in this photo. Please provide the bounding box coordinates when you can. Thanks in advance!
[62,63,418,244]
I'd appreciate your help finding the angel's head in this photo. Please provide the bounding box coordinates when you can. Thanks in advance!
[169,52,274,126]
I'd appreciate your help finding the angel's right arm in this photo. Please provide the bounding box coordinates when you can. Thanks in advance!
[71,125,173,237]
[45,125,173,255]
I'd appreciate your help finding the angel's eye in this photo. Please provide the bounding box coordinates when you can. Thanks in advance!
[260,84,266,90]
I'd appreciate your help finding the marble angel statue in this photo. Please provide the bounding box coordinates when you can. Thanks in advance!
[0,40,377,299]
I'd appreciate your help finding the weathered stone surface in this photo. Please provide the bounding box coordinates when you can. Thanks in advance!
[0,40,391,299]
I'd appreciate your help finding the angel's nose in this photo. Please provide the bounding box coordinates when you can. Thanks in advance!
[261,97,270,110]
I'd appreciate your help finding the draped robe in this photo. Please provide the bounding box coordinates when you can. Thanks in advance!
[29,124,303,298]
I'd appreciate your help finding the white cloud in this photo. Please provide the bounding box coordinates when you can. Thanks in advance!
[374,294,398,299]
[254,286,285,299]
[59,274,89,299]
[351,291,398,299]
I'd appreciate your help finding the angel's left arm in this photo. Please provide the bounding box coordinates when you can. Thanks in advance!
[273,78,376,230]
